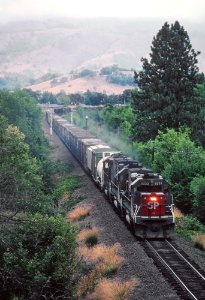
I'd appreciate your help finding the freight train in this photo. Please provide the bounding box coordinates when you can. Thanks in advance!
[46,110,175,238]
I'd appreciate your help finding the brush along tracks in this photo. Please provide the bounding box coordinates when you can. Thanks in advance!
[141,239,205,300]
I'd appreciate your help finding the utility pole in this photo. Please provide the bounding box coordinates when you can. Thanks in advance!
[85,115,88,129]
[50,108,53,135]
[70,109,73,124]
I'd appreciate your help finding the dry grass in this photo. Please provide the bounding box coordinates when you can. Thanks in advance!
[90,278,138,300]
[174,207,184,218]
[78,227,98,247]
[67,205,92,223]
[192,233,205,251]
[78,243,124,275]
[62,192,70,201]
[77,265,105,298]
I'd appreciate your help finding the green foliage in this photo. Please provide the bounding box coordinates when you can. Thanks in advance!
[107,73,134,86]
[79,69,96,78]
[0,90,84,299]
[84,90,105,105]
[0,72,37,90]
[190,176,205,222]
[38,91,58,104]
[134,128,205,213]
[0,213,78,300]
[132,21,204,143]
[56,91,71,105]
[100,64,134,86]
[102,104,134,138]
[175,216,205,240]
[194,82,205,145]
[100,65,119,75]
[0,118,43,212]
[0,90,48,158]
[51,176,81,208]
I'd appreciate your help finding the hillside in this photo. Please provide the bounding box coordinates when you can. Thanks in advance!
[0,18,204,92]
[28,73,133,95]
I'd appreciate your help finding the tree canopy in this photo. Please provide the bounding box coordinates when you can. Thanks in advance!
[132,21,204,143]
[0,90,80,299]
[0,90,48,158]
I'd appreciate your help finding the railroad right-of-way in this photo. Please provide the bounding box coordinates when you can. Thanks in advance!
[142,239,205,299]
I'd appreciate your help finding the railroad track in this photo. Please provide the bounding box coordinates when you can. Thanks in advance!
[141,239,205,299]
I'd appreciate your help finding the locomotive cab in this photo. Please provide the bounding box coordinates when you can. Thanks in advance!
[130,173,175,238]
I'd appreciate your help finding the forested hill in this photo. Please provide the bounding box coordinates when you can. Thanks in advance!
[0,18,204,80]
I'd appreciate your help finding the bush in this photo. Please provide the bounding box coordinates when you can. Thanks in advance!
[0,213,77,300]
[175,215,205,240]
[190,176,205,222]
[134,128,205,214]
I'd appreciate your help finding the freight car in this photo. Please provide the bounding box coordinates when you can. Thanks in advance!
[46,110,175,238]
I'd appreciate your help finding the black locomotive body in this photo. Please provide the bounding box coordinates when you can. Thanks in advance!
[46,110,175,238]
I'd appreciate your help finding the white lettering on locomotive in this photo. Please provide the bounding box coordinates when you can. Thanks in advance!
[147,202,160,209]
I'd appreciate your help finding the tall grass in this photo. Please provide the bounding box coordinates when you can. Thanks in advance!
[90,278,138,300]
[192,234,205,251]
[77,244,126,298]
[78,243,124,275]
[77,266,103,298]
[174,207,184,218]
[78,227,98,247]
[67,205,92,223]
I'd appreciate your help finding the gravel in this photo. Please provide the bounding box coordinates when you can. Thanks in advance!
[42,117,204,300]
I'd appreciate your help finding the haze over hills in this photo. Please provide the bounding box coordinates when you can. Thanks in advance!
[0,18,204,93]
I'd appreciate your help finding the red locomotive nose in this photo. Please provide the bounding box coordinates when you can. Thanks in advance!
[141,193,165,217]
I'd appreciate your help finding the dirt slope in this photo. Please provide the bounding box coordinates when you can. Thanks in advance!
[29,75,133,95]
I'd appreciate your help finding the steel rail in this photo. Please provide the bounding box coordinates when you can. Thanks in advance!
[166,239,205,281]
[146,240,199,300]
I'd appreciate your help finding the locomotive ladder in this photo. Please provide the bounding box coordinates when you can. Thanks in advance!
[142,239,205,300]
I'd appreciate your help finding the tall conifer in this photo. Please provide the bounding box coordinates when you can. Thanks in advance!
[132,21,202,142]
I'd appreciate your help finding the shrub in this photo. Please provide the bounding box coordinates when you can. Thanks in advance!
[190,176,205,222]
[0,213,77,299]
[175,215,205,240]
[134,128,205,214]
[51,175,81,210]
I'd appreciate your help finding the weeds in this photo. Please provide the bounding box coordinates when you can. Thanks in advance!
[192,234,205,251]
[77,266,104,298]
[78,243,124,275]
[78,227,98,247]
[174,207,184,218]
[90,278,137,300]
[67,206,92,223]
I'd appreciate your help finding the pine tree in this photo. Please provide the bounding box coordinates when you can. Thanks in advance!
[132,21,203,142]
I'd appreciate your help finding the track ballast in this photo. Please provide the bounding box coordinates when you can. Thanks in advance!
[141,239,205,299]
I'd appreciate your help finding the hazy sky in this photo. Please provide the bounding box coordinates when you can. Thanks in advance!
[0,0,205,22]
